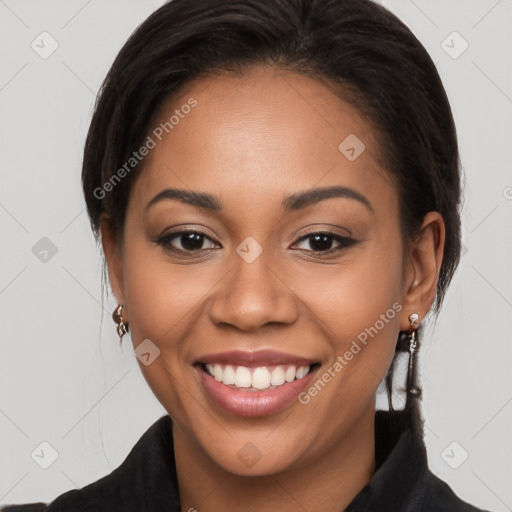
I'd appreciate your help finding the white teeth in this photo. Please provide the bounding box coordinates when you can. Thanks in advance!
[204,363,311,390]
[222,365,235,385]
[234,366,252,388]
[284,366,296,382]
[213,364,223,382]
[296,366,307,379]
[270,366,285,386]
[252,367,271,390]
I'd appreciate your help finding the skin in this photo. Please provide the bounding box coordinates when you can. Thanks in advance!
[101,66,444,512]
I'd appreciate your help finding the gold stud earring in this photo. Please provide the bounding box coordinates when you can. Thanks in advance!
[112,304,128,343]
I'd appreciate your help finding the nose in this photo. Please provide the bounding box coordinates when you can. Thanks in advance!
[208,251,299,332]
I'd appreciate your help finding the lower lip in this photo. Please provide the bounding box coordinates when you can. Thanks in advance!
[196,365,318,417]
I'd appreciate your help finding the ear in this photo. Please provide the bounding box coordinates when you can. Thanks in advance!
[400,211,445,330]
[100,214,126,309]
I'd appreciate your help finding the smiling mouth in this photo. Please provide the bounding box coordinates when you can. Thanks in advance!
[197,362,321,392]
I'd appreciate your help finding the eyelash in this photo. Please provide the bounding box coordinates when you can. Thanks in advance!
[154,229,357,256]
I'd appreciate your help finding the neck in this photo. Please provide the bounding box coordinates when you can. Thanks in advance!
[173,405,376,512]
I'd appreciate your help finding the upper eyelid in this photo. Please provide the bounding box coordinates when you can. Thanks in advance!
[291,232,354,251]
[294,231,351,242]
[159,229,221,247]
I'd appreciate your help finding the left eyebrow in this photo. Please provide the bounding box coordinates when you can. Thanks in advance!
[282,186,374,214]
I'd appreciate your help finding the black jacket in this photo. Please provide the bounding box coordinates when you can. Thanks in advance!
[1,410,489,511]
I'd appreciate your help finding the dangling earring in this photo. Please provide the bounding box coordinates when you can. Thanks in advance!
[112,304,128,343]
[406,313,421,399]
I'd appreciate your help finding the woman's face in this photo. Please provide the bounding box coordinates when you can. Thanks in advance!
[103,67,433,475]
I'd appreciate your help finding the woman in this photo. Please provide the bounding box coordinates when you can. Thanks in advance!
[1,0,491,510]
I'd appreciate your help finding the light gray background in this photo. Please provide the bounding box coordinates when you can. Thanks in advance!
[0,0,511,510]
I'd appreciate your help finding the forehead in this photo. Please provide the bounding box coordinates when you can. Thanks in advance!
[131,66,396,214]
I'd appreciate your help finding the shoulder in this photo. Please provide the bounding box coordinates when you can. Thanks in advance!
[371,410,492,512]
[0,482,115,512]
[0,415,176,512]
[1,506,48,512]
[423,471,491,512]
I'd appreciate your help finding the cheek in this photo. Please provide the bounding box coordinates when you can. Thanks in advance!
[122,251,213,344]
[119,238,212,415]
[296,237,403,337]
[291,231,405,392]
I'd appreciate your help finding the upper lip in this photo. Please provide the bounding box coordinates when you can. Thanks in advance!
[196,350,317,367]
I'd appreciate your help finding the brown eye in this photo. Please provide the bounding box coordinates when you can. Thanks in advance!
[156,230,219,253]
[293,232,356,253]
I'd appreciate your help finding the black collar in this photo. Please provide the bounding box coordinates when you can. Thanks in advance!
[37,409,483,511]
